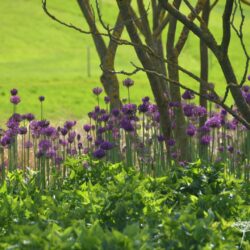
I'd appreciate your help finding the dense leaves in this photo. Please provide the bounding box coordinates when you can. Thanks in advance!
[0,159,249,249]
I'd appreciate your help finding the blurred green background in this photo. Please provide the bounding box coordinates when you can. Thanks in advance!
[0,0,250,124]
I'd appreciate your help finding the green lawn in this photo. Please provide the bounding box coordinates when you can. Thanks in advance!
[0,0,250,124]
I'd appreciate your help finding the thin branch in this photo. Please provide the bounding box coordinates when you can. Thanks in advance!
[105,63,250,129]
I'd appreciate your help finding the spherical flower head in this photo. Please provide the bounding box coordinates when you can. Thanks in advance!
[205,116,221,128]
[157,135,165,142]
[18,126,28,135]
[64,120,76,130]
[167,138,176,147]
[183,104,194,117]
[123,78,134,88]
[10,95,21,105]
[186,124,196,137]
[122,103,137,115]
[100,141,113,150]
[104,96,110,104]
[120,118,134,132]
[93,148,106,159]
[138,103,149,113]
[38,140,52,152]
[182,90,195,100]
[39,96,45,102]
[92,87,103,96]
[227,145,234,153]
[10,88,18,96]
[60,127,68,136]
[142,96,150,103]
[1,135,12,147]
[25,113,35,121]
[200,135,211,146]
[112,108,120,117]
[83,124,91,133]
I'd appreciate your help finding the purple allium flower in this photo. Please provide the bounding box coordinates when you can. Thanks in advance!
[142,96,150,103]
[228,145,234,153]
[78,142,83,150]
[10,88,18,96]
[186,124,196,137]
[123,78,134,88]
[193,106,207,117]
[199,125,210,133]
[83,124,91,133]
[205,116,221,128]
[167,138,176,147]
[43,127,56,137]
[183,104,194,117]
[112,109,120,117]
[101,114,110,122]
[64,120,76,130]
[122,103,137,116]
[93,148,106,159]
[60,127,68,136]
[1,135,12,147]
[138,103,149,113]
[104,96,110,104]
[25,113,35,121]
[77,134,81,141]
[220,109,227,116]
[10,96,21,105]
[38,140,52,152]
[200,135,211,145]
[120,118,134,132]
[182,90,195,100]
[39,96,45,102]
[97,127,106,134]
[157,135,165,142]
[18,126,27,135]
[92,87,103,96]
[68,131,76,144]
[87,135,93,142]
[100,141,113,150]
[225,121,237,130]
[46,149,56,159]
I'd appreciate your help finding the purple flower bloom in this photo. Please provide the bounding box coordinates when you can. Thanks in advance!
[64,120,76,130]
[25,113,35,121]
[100,141,113,150]
[55,156,63,165]
[10,96,21,105]
[169,102,180,108]
[120,119,134,132]
[83,124,91,133]
[157,135,165,142]
[227,145,234,153]
[138,103,149,113]
[122,104,137,115]
[205,116,221,128]
[183,104,194,117]
[182,90,195,100]
[142,96,150,103]
[92,87,103,96]
[112,109,120,117]
[93,148,106,159]
[39,96,45,102]
[18,126,27,135]
[60,127,68,136]
[200,135,211,145]
[123,78,134,88]
[1,135,12,147]
[38,140,52,152]
[104,96,110,104]
[10,88,18,96]
[242,85,250,93]
[167,139,176,147]
[186,124,196,137]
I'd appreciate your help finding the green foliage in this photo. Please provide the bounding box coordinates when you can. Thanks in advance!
[0,159,249,249]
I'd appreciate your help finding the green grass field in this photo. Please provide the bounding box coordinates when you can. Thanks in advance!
[0,0,250,124]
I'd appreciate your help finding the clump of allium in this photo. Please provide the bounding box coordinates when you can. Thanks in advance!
[186,124,196,137]
[10,88,18,96]
[10,96,21,105]
[92,87,103,96]
[123,78,134,88]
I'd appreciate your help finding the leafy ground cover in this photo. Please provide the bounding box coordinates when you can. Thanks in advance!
[1,0,250,123]
[0,159,249,249]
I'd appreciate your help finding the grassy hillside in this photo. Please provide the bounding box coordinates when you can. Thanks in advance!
[0,0,250,124]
